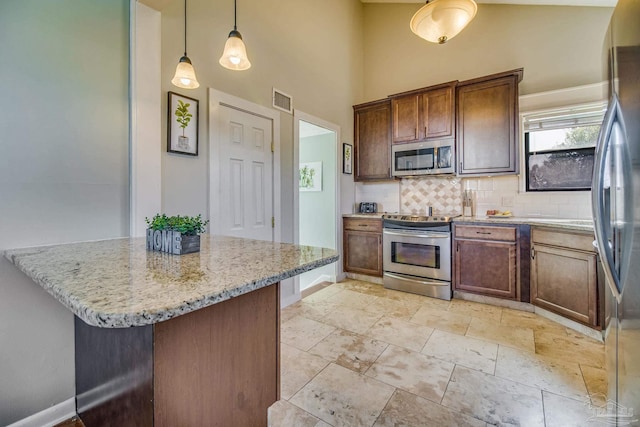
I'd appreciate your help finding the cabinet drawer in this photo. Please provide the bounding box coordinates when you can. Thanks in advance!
[344,218,382,233]
[455,225,516,242]
[532,227,594,252]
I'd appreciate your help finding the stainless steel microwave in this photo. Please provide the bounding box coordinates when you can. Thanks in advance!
[391,140,455,177]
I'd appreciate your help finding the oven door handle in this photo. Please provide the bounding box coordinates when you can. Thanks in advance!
[383,229,450,239]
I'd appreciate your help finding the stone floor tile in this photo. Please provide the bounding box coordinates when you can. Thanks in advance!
[365,316,434,352]
[449,299,503,321]
[268,400,327,427]
[303,285,344,303]
[535,330,605,368]
[280,343,330,400]
[500,308,569,336]
[365,345,454,403]
[580,364,609,406]
[422,329,498,375]
[373,389,486,427]
[334,280,388,297]
[361,297,423,320]
[290,363,395,427]
[441,365,545,427]
[320,304,384,335]
[466,318,535,353]
[281,315,336,351]
[328,288,380,310]
[308,329,388,374]
[542,391,600,427]
[296,299,340,322]
[410,306,472,336]
[495,346,588,400]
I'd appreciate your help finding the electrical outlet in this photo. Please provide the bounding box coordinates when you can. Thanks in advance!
[502,196,514,207]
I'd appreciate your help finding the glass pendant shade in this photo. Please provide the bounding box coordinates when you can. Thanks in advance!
[171,56,200,89]
[219,30,251,70]
[410,0,478,44]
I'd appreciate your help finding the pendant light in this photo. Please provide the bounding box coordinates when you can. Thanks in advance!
[410,0,478,45]
[219,0,251,70]
[171,0,200,89]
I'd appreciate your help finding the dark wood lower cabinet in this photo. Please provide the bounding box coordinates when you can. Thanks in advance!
[531,227,599,327]
[455,238,517,300]
[75,283,280,427]
[453,223,527,301]
[343,217,383,277]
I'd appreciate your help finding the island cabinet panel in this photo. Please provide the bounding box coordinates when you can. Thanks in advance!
[453,223,527,301]
[343,218,383,277]
[75,320,154,427]
[75,283,280,427]
[456,69,523,176]
[353,99,392,181]
[531,227,599,327]
[390,82,456,144]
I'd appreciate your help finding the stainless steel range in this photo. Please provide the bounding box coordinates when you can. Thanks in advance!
[382,214,456,300]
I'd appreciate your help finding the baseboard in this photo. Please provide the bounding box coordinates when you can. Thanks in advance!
[280,292,300,308]
[345,272,383,285]
[453,291,534,312]
[7,397,76,427]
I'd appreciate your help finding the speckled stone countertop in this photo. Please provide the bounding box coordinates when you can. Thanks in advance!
[4,235,339,328]
[453,216,594,232]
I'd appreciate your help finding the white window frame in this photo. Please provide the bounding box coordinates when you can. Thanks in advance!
[518,82,608,193]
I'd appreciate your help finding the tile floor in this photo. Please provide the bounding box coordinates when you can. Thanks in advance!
[269,279,608,427]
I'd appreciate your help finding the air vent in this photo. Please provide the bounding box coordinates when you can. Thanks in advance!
[272,88,293,114]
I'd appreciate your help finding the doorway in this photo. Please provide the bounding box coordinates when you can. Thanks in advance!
[294,111,340,295]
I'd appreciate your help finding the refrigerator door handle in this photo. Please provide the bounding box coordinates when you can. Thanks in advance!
[592,94,631,303]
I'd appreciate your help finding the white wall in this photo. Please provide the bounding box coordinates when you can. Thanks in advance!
[0,1,130,424]
[159,0,364,245]
[362,3,613,100]
[299,133,337,289]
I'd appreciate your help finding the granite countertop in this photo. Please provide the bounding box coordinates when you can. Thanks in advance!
[4,235,339,328]
[453,216,594,232]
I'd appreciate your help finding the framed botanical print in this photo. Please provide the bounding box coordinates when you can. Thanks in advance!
[168,92,199,156]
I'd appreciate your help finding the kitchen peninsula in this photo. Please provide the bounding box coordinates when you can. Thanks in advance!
[4,235,338,427]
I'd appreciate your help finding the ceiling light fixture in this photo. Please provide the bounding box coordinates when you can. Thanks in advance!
[410,0,478,45]
[171,0,200,89]
[219,0,251,70]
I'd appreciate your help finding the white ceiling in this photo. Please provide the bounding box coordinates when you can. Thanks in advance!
[361,0,616,6]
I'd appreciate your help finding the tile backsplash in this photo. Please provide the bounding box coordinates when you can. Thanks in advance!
[400,177,463,215]
[354,175,592,219]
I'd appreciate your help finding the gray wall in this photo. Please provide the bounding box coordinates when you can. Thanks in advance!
[0,1,130,424]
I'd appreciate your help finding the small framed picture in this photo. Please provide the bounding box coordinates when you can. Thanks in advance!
[168,92,199,156]
[343,143,353,174]
[299,162,323,192]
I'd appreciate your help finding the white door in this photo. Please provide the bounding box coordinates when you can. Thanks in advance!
[217,105,273,241]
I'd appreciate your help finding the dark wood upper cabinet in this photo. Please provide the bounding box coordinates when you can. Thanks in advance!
[456,69,523,176]
[391,82,456,144]
[353,99,393,182]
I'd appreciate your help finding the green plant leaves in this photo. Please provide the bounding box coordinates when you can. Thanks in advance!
[145,213,209,236]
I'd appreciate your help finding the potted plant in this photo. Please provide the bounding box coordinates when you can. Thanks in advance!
[145,214,209,255]
[175,99,193,150]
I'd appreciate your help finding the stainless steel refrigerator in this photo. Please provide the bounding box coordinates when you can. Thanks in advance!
[592,0,640,424]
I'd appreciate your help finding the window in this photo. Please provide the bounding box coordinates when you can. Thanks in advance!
[523,103,606,192]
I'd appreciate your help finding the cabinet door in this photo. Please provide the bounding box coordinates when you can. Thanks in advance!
[344,230,383,277]
[531,243,598,326]
[457,71,521,176]
[354,100,392,181]
[454,239,517,299]
[422,86,454,140]
[391,95,420,144]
